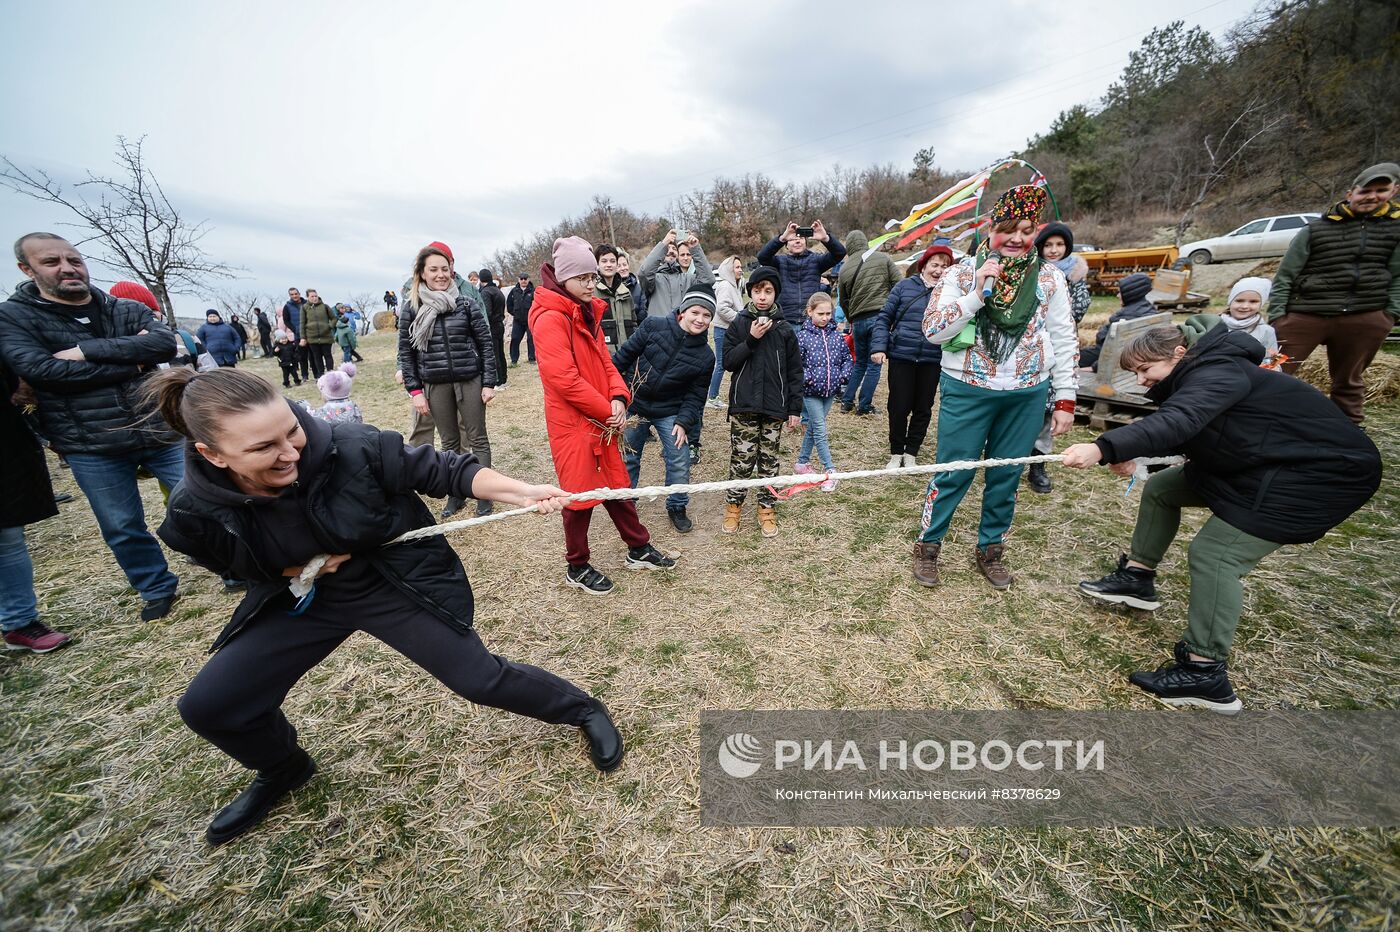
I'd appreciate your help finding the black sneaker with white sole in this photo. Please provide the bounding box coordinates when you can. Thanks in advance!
[1078,554,1161,611]
[565,564,614,595]
[1129,641,1243,714]
[625,543,677,570]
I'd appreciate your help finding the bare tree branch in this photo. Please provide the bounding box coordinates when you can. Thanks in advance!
[1,135,242,317]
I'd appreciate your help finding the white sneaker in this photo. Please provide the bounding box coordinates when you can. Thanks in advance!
[886,455,903,470]
[820,475,839,492]
[903,453,918,467]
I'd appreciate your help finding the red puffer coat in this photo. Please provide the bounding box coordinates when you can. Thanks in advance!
[529,266,632,510]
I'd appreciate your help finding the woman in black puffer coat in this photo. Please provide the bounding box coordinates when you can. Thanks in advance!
[1063,322,1382,714]
[397,244,499,517]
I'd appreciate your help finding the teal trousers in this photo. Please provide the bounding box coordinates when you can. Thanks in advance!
[918,376,1047,547]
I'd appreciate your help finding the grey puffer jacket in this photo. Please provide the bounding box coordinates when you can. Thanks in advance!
[396,293,498,392]
[0,282,180,455]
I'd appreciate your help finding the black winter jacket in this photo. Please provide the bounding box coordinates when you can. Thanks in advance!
[871,275,944,365]
[0,282,180,455]
[1,360,57,529]
[611,315,715,434]
[507,283,535,322]
[480,283,507,325]
[397,294,498,392]
[159,403,485,652]
[1094,324,1381,544]
[723,308,804,420]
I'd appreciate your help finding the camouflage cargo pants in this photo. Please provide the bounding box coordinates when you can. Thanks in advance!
[727,413,784,507]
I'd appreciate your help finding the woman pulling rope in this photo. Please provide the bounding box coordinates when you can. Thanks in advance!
[149,367,624,846]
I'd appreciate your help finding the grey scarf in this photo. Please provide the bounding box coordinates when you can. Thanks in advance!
[409,282,460,352]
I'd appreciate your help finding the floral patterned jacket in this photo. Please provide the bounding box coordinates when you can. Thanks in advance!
[922,258,1079,402]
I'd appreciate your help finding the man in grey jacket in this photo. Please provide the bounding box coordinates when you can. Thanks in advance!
[640,230,715,316]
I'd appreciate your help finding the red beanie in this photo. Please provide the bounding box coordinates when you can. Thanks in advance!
[110,280,159,312]
[911,242,954,274]
[428,240,454,263]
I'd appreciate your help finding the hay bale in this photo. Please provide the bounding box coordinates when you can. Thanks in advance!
[372,310,397,332]
[1296,347,1400,403]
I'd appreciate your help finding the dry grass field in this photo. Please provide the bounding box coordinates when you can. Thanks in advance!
[2,320,1397,931]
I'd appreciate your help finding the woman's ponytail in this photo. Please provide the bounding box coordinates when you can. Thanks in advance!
[140,367,279,448]
[142,367,198,438]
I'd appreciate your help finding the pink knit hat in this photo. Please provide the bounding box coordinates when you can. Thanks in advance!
[553,236,598,282]
[317,370,353,401]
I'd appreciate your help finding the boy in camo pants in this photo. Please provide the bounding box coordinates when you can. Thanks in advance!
[721,267,803,538]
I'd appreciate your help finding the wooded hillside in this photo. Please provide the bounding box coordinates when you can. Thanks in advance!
[488,0,1398,273]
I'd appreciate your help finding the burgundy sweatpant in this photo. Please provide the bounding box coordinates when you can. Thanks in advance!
[562,501,649,567]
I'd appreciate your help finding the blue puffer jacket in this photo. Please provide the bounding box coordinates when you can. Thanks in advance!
[197,317,243,366]
[611,314,715,434]
[756,234,847,325]
[795,318,853,398]
[870,275,944,365]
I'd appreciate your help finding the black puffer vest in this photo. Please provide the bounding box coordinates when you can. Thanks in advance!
[1287,201,1400,316]
[159,405,475,652]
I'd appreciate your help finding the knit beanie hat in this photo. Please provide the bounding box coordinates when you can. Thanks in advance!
[679,281,717,315]
[205,308,222,320]
[317,369,353,401]
[1227,276,1272,306]
[428,241,454,263]
[1118,272,1154,304]
[1033,221,1075,254]
[553,236,598,282]
[745,265,782,298]
[339,362,357,379]
[110,280,159,312]
[478,269,495,285]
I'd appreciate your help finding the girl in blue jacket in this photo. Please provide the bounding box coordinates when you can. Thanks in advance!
[794,292,853,489]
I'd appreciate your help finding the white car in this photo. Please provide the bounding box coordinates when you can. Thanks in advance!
[1180,213,1320,265]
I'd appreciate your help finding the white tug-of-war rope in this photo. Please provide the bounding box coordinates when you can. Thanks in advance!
[289,454,1185,597]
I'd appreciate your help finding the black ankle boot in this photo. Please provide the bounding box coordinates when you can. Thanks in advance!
[1129,641,1242,714]
[579,698,624,772]
[206,748,317,845]
[1079,554,1160,610]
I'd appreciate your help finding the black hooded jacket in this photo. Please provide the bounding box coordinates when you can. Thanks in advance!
[0,281,179,455]
[723,307,804,420]
[159,403,485,652]
[1094,324,1381,544]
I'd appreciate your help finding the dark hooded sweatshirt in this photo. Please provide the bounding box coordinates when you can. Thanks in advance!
[1094,324,1381,545]
[160,402,485,652]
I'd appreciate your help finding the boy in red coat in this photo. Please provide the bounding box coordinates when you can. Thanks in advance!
[530,236,677,595]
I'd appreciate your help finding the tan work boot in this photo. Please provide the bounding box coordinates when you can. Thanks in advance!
[757,506,778,538]
[911,542,941,587]
[722,502,743,534]
[974,543,1014,590]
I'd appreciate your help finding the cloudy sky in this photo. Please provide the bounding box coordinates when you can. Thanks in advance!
[1,0,1259,317]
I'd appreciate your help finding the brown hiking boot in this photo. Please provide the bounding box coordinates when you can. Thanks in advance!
[722,502,743,534]
[912,542,941,587]
[974,544,1014,590]
[757,506,778,538]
